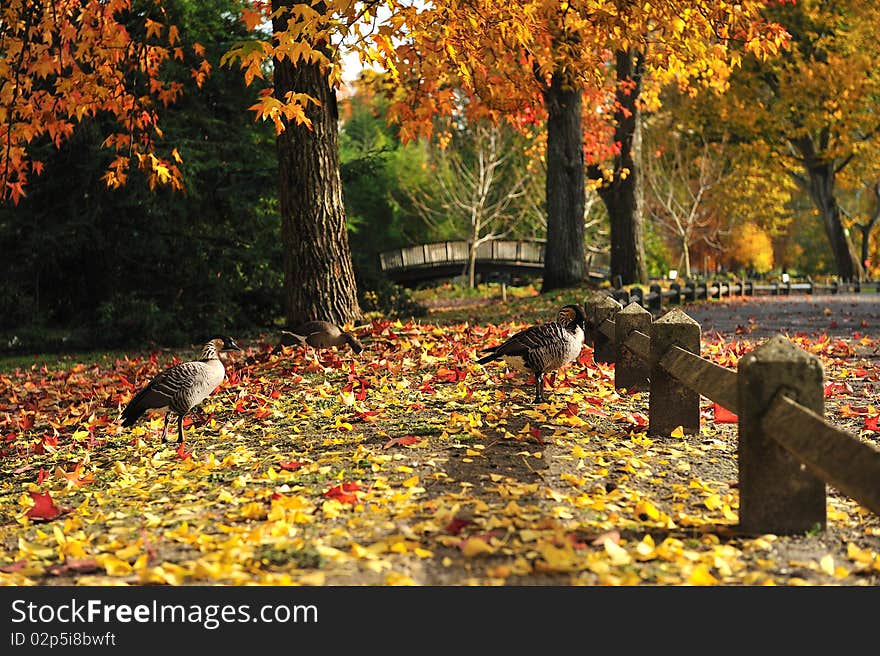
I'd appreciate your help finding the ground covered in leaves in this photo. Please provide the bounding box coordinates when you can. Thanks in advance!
[1,289,879,586]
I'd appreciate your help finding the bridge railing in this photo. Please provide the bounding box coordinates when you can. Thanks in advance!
[379,239,547,273]
[584,294,880,534]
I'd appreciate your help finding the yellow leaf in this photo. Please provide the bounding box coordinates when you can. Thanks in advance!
[670,426,685,438]
[461,537,494,557]
[689,564,718,585]
[604,540,632,566]
[819,554,835,576]
[704,494,723,510]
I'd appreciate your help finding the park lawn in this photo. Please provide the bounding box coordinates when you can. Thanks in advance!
[1,288,879,586]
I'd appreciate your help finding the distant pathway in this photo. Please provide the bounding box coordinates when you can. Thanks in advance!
[681,293,880,342]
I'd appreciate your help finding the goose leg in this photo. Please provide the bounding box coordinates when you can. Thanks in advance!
[160,412,171,443]
[177,414,185,445]
[534,374,545,403]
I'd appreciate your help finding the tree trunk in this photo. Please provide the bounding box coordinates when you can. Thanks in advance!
[681,236,691,279]
[468,237,477,288]
[803,162,863,281]
[592,50,648,286]
[272,1,361,326]
[541,72,585,292]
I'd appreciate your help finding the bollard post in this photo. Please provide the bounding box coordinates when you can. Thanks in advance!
[615,302,651,391]
[649,283,663,312]
[649,308,701,437]
[737,335,826,534]
[588,295,622,364]
[629,286,644,307]
[669,282,681,304]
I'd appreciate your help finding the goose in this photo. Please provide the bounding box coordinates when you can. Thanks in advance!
[476,304,586,403]
[120,336,241,444]
[278,321,364,355]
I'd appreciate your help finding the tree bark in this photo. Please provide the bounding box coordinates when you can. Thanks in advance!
[591,50,648,286]
[541,72,585,292]
[800,159,863,282]
[272,1,362,326]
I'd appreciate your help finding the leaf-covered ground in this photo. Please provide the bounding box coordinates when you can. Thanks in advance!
[2,289,879,586]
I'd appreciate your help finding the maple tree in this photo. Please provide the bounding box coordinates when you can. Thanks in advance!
[714,0,880,281]
[370,1,788,289]
[0,0,202,203]
[0,0,281,346]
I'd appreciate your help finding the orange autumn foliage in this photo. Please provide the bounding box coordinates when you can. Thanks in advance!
[0,0,205,203]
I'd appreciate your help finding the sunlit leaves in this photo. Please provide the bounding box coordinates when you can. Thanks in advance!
[0,0,206,202]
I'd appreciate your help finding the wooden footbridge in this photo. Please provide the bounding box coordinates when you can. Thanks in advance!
[378,240,546,284]
[379,239,610,284]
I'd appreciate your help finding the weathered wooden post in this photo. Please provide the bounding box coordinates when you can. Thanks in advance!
[615,302,651,391]
[737,335,826,534]
[612,288,630,305]
[629,286,643,306]
[649,308,701,437]
[585,294,621,364]
[684,280,696,302]
[649,283,663,312]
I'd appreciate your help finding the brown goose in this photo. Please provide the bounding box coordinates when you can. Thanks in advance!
[476,304,586,403]
[279,321,364,355]
[120,336,241,444]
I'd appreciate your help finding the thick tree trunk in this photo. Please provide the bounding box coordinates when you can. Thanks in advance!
[803,163,863,281]
[541,72,585,292]
[272,1,361,326]
[592,50,648,286]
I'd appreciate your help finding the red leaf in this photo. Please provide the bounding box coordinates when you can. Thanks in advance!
[713,404,738,424]
[324,482,360,504]
[445,516,476,535]
[176,442,191,460]
[278,460,305,471]
[25,491,68,522]
[529,426,544,445]
[48,558,100,576]
[37,467,48,484]
[0,559,27,573]
[865,415,880,432]
[382,435,421,449]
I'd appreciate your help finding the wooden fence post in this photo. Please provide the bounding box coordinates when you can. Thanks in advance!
[585,295,621,364]
[649,283,663,312]
[737,335,826,534]
[630,286,644,307]
[649,308,701,437]
[615,302,651,391]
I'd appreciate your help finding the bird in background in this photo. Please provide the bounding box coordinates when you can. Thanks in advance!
[119,336,241,445]
[476,304,586,403]
[278,320,364,355]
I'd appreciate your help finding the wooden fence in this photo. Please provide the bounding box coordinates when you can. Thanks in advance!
[606,278,880,314]
[584,293,880,534]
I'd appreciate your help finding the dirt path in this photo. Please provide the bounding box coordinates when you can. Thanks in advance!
[681,292,880,342]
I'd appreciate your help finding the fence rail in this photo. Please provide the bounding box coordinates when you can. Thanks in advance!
[584,293,880,534]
